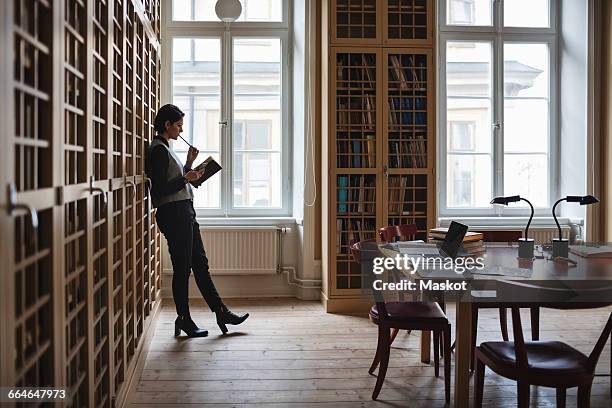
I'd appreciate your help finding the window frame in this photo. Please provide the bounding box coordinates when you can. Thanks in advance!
[438,0,558,217]
[162,1,292,217]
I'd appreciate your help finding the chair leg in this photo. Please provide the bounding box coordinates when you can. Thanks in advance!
[368,325,386,375]
[471,305,479,371]
[530,307,540,341]
[499,307,509,341]
[433,330,440,378]
[474,354,485,408]
[556,388,566,408]
[578,384,592,408]
[610,335,612,399]
[372,326,391,400]
[390,328,399,345]
[444,325,451,404]
[517,382,530,408]
[439,298,445,358]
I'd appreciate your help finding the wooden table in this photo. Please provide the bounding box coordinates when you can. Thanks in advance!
[378,243,612,408]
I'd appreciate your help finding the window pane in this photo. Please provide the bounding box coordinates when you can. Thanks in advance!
[232,38,282,208]
[504,44,548,98]
[446,41,493,208]
[446,0,492,26]
[173,0,192,21]
[504,155,548,207]
[172,38,222,209]
[504,99,548,153]
[447,155,492,207]
[173,0,282,22]
[504,0,549,28]
[504,43,549,207]
[447,42,492,97]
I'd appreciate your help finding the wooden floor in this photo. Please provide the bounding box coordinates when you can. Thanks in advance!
[129,299,612,407]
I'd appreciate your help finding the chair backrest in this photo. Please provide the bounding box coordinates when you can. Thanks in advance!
[350,240,388,318]
[378,224,418,242]
[397,223,417,241]
[499,280,612,372]
[378,226,400,243]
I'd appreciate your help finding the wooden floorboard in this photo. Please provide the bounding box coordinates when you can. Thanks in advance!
[130,299,612,407]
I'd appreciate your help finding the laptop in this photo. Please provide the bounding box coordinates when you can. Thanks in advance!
[398,221,469,259]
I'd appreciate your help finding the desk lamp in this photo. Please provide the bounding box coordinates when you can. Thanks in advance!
[491,195,534,259]
[552,195,599,257]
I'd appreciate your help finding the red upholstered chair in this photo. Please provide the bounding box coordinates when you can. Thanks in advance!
[378,224,418,243]
[397,223,418,241]
[351,240,451,402]
[378,226,400,243]
[474,281,612,408]
[377,224,420,339]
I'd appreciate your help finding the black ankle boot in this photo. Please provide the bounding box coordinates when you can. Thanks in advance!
[215,307,249,334]
[174,315,208,338]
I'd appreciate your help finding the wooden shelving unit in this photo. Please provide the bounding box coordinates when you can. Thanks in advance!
[0,1,162,406]
[322,0,436,312]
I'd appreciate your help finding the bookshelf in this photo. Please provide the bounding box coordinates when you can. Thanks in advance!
[0,1,162,406]
[322,0,435,312]
[331,0,434,45]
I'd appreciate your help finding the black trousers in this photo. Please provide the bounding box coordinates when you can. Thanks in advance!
[155,199,223,316]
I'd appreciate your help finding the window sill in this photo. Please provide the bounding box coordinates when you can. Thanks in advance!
[437,216,582,228]
[195,216,297,227]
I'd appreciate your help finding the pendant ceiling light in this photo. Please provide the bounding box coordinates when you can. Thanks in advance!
[215,0,242,23]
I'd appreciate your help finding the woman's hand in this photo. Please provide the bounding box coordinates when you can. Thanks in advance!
[186,145,199,166]
[184,168,205,182]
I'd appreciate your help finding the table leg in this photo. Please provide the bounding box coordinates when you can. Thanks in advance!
[420,330,431,363]
[454,301,472,408]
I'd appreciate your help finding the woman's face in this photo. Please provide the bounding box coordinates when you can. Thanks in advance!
[165,119,184,140]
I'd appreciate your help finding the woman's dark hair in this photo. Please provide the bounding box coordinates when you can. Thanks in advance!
[154,104,185,134]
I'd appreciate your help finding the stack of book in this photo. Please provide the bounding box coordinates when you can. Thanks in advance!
[428,227,486,256]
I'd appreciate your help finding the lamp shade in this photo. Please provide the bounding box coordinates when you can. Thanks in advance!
[490,195,521,206]
[564,195,599,205]
[580,195,599,205]
[215,0,242,22]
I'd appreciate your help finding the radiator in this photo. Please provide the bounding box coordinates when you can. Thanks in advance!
[199,226,280,275]
[531,226,571,245]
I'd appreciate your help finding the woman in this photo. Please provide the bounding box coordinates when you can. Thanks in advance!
[146,104,249,337]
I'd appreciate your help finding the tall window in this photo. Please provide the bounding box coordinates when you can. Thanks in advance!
[440,0,555,215]
[164,1,290,216]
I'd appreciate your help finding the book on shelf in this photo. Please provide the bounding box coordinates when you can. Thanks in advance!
[337,176,349,213]
[357,176,365,213]
[365,134,375,167]
[361,54,373,84]
[389,55,408,90]
[352,140,361,167]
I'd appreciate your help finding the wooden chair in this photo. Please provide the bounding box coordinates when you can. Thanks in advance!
[377,224,424,342]
[350,240,451,402]
[471,230,540,369]
[474,281,612,408]
[378,224,418,243]
[378,225,400,243]
[397,223,418,241]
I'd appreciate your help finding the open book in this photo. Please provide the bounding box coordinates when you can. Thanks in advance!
[190,156,222,187]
